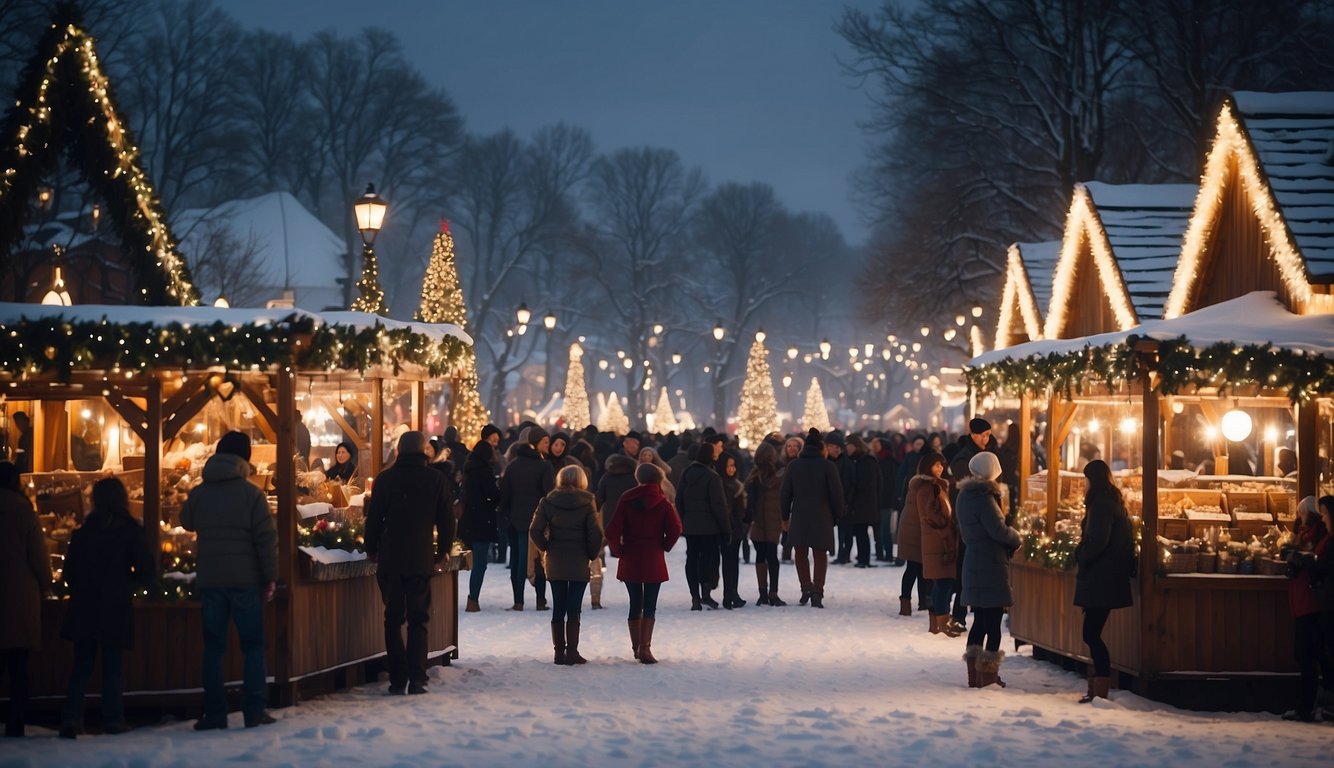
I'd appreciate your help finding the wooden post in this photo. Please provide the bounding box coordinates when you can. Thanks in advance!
[411,381,425,433]
[274,369,296,705]
[1046,394,1062,528]
[1136,343,1160,691]
[1296,399,1318,500]
[1018,392,1032,507]
[145,376,163,567]
[371,378,384,477]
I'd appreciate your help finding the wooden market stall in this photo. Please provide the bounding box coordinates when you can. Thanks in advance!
[972,91,1334,703]
[1,304,472,707]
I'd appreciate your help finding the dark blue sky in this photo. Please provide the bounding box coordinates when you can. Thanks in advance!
[224,0,884,244]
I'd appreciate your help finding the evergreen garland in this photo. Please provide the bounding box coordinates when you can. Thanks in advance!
[0,4,198,305]
[736,336,779,447]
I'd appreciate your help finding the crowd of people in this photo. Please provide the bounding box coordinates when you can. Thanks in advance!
[3,415,1331,737]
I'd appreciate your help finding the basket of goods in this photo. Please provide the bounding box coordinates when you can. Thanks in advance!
[1257,556,1287,575]
[1159,537,1198,573]
[1196,542,1218,572]
[1217,549,1241,574]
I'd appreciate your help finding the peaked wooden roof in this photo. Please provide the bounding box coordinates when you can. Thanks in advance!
[993,241,1057,350]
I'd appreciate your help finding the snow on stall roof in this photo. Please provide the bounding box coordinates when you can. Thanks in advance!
[1015,241,1060,311]
[1084,182,1195,320]
[0,303,472,346]
[173,192,348,309]
[1232,91,1334,278]
[972,291,1334,367]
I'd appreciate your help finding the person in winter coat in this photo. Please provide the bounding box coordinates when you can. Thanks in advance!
[498,427,556,611]
[326,441,358,484]
[676,441,730,610]
[956,451,1020,689]
[594,453,640,609]
[948,418,997,630]
[366,431,454,695]
[0,461,49,737]
[825,431,855,564]
[843,435,882,568]
[1284,495,1334,720]
[918,459,960,637]
[779,429,845,608]
[180,432,278,728]
[531,465,604,665]
[459,440,501,613]
[717,451,749,609]
[605,463,683,663]
[747,442,786,605]
[549,432,581,470]
[898,452,943,616]
[1073,459,1135,703]
[638,446,677,501]
[58,477,154,738]
[871,436,900,563]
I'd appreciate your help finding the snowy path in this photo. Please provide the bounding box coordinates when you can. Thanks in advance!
[4,550,1330,768]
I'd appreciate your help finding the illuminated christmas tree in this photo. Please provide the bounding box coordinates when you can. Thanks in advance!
[414,222,487,444]
[736,335,780,448]
[650,386,678,434]
[598,392,630,435]
[802,377,832,432]
[562,343,591,430]
[350,245,388,315]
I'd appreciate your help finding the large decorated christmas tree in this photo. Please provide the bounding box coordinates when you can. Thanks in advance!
[598,392,630,435]
[736,335,779,447]
[802,377,833,433]
[562,342,591,430]
[650,386,677,434]
[414,223,488,444]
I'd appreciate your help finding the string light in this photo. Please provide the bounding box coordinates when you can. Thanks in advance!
[994,243,1049,349]
[1044,184,1139,338]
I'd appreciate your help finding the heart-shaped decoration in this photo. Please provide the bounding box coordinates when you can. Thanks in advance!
[211,377,237,402]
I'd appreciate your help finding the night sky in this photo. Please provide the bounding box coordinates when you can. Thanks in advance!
[223,0,884,245]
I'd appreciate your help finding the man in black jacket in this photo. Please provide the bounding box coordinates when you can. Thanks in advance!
[498,427,555,611]
[366,431,454,695]
[675,441,729,610]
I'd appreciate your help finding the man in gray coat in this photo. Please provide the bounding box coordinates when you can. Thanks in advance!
[365,430,454,695]
[181,431,278,730]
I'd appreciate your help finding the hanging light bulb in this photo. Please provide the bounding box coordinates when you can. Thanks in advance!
[1221,404,1253,442]
[41,264,72,306]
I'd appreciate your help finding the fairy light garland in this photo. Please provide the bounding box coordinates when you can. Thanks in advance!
[994,243,1047,350]
[1165,99,1317,318]
[1044,185,1140,339]
[0,12,198,305]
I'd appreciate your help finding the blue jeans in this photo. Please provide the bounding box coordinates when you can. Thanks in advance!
[549,580,587,622]
[61,640,124,729]
[625,582,662,620]
[200,587,267,722]
[468,540,491,601]
[508,527,547,606]
[931,577,955,615]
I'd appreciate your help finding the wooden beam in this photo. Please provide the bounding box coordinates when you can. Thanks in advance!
[371,378,384,477]
[162,375,209,416]
[313,398,368,452]
[1045,394,1063,529]
[411,381,425,433]
[237,380,278,444]
[1018,393,1032,507]
[1138,356,1161,680]
[104,391,149,442]
[144,376,163,570]
[1296,400,1317,499]
[161,385,215,441]
[273,369,295,699]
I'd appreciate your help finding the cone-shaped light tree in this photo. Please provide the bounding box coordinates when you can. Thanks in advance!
[562,342,591,430]
[802,377,833,433]
[599,392,630,435]
[736,334,780,447]
[351,245,389,315]
[415,222,488,444]
[651,386,678,434]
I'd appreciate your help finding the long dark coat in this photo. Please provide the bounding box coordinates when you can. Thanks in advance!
[746,470,784,544]
[675,462,730,540]
[779,445,845,553]
[530,489,604,582]
[722,475,748,541]
[60,510,154,648]
[498,444,555,533]
[595,454,638,525]
[956,477,1021,608]
[457,459,500,543]
[846,452,881,526]
[365,453,454,576]
[1074,487,1135,609]
[0,487,50,650]
[917,478,958,581]
[897,475,937,563]
[605,483,683,583]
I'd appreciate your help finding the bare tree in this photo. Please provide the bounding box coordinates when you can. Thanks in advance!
[186,219,273,308]
[225,30,311,196]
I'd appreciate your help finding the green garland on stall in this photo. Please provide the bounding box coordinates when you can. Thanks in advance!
[0,313,469,380]
[966,335,1334,403]
[1021,530,1079,571]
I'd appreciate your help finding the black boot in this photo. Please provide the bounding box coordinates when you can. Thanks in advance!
[551,621,566,665]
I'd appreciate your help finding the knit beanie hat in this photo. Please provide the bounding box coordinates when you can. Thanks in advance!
[969,417,992,434]
[805,428,824,447]
[216,431,251,462]
[968,451,1001,481]
[527,426,549,446]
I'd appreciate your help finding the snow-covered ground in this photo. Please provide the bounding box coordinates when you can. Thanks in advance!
[5,549,1331,768]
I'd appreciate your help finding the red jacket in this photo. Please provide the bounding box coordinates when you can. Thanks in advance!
[1289,531,1329,618]
[605,483,682,583]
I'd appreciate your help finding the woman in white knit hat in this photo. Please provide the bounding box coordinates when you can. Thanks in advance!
[955,450,1020,689]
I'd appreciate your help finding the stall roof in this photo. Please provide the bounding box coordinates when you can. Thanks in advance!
[1082,181,1196,321]
[1020,241,1060,312]
[973,291,1334,367]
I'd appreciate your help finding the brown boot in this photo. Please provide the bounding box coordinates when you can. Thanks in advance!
[627,618,641,660]
[1078,673,1095,703]
[551,621,566,665]
[977,649,1006,688]
[638,618,658,664]
[963,645,982,688]
[564,619,587,665]
[1087,676,1111,701]
[899,597,912,616]
[465,598,480,613]
[936,614,961,637]
[928,611,940,633]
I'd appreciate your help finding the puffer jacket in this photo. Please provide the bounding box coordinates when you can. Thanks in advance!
[779,445,844,553]
[365,453,455,575]
[181,453,278,589]
[595,454,638,525]
[955,476,1021,608]
[846,452,881,525]
[746,469,784,544]
[498,444,555,532]
[722,475,748,541]
[530,489,604,582]
[675,462,730,540]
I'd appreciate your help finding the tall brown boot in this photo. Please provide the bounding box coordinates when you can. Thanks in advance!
[963,645,982,688]
[550,621,566,665]
[627,618,642,660]
[1078,672,1095,703]
[928,611,940,633]
[638,618,658,664]
[564,619,587,665]
[899,597,912,616]
[976,649,1006,688]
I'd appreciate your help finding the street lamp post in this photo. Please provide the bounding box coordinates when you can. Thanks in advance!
[543,310,558,401]
[351,184,389,313]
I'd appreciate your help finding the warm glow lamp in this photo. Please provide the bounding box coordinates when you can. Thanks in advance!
[353,184,388,245]
[1221,407,1253,442]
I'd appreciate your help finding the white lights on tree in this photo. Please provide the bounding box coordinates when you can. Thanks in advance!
[1221,408,1253,442]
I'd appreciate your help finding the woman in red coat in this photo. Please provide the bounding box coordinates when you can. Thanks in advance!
[604,463,683,664]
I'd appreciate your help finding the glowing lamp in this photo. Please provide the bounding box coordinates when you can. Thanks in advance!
[1221,408,1253,442]
[781,374,792,388]
[213,296,230,308]
[819,338,832,359]
[920,326,930,337]
[653,323,664,335]
[516,303,532,326]
[543,311,556,331]
[787,346,798,360]
[353,184,388,245]
[755,328,766,343]
[713,321,725,341]
[671,351,682,365]
[1087,418,1101,433]
[971,305,983,318]
[1118,417,1137,435]
[41,265,72,306]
